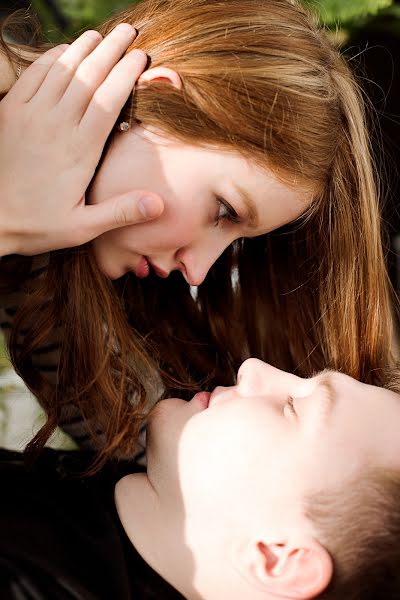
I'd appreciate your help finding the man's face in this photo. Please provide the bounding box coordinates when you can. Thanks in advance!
[88,127,311,283]
[147,359,400,548]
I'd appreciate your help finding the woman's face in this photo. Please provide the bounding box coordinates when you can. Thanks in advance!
[89,126,312,283]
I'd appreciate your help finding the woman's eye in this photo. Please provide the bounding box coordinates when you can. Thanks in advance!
[214,197,240,227]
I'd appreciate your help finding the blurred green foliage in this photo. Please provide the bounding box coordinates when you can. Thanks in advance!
[31,0,139,40]
[304,0,393,24]
[57,0,134,23]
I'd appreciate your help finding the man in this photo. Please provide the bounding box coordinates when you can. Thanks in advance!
[1,359,400,599]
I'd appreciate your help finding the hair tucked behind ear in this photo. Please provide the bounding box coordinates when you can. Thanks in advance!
[0,0,397,471]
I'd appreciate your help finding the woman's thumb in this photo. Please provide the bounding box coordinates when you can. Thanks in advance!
[79,191,164,241]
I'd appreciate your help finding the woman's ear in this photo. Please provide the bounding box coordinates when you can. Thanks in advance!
[235,537,333,599]
[137,67,182,90]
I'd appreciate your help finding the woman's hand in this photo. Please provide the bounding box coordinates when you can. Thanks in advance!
[0,24,163,256]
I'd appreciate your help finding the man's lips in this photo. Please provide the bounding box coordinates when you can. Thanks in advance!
[192,391,211,409]
[133,257,170,279]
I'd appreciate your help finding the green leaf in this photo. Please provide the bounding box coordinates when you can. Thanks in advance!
[303,0,393,24]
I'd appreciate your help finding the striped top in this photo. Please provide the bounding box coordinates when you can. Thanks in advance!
[0,254,151,465]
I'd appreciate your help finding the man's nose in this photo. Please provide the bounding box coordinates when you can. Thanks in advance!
[175,238,230,286]
[237,359,303,397]
[236,359,268,396]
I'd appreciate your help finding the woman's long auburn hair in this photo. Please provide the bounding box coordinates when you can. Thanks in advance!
[0,0,397,471]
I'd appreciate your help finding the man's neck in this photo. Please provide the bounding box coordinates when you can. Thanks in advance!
[115,473,199,599]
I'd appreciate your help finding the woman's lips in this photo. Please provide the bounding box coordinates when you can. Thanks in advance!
[135,256,150,278]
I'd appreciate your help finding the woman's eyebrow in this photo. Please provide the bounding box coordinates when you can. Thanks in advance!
[232,183,260,229]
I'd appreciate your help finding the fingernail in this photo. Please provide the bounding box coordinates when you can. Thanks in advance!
[139,196,163,218]
[115,23,135,33]
[85,30,102,41]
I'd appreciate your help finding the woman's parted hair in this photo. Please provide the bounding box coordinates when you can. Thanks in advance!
[0,0,397,470]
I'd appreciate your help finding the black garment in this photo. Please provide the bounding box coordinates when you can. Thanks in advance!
[0,449,184,600]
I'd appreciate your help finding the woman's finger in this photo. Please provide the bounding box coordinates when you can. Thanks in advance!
[59,24,137,119]
[79,49,147,141]
[7,44,69,104]
[32,30,103,107]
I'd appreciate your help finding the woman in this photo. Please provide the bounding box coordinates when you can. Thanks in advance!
[0,0,396,470]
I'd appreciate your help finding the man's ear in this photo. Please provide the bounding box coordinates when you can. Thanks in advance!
[137,67,182,90]
[235,537,333,599]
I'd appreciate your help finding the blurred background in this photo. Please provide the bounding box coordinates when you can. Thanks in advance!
[0,0,399,449]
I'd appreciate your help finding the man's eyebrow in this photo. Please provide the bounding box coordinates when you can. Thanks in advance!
[232,183,260,229]
[315,370,336,407]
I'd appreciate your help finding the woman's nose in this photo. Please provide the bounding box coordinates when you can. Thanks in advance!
[180,263,208,287]
[176,238,230,286]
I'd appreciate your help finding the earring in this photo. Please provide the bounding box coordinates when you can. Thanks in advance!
[119,121,131,131]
